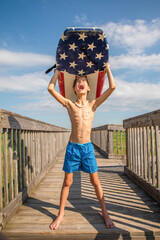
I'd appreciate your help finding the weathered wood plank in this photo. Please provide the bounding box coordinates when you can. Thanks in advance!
[140,127,143,178]
[13,129,18,197]
[143,127,147,180]
[136,127,140,176]
[21,130,25,188]
[151,126,155,186]
[146,127,151,183]
[28,130,31,184]
[155,126,160,189]
[8,129,13,201]
[116,131,118,154]
[3,128,8,206]
[17,129,22,191]
[24,130,28,186]
[0,128,2,210]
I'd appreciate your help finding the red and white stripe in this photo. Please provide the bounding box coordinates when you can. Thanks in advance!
[58,71,106,102]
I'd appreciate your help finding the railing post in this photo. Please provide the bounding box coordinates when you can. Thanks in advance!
[108,129,113,157]
[155,126,160,189]
[0,123,2,211]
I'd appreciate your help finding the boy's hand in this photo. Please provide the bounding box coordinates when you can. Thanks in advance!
[104,63,111,74]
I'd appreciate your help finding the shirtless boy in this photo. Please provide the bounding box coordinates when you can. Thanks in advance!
[48,63,116,230]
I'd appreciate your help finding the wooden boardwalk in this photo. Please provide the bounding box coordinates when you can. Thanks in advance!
[2,150,160,240]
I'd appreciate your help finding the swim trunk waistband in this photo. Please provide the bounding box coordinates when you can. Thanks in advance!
[68,141,92,147]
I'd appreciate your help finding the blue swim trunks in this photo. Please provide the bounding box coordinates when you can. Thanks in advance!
[63,141,98,174]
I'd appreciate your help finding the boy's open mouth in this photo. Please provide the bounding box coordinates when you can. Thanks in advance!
[79,85,84,90]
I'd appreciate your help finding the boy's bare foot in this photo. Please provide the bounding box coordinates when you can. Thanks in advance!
[102,213,115,228]
[49,215,63,230]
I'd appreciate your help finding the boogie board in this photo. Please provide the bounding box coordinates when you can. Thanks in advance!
[46,27,109,102]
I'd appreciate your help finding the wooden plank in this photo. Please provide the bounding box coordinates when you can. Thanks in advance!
[134,128,137,173]
[140,127,143,178]
[3,128,8,206]
[120,131,123,155]
[129,128,132,169]
[8,129,13,201]
[143,127,147,180]
[38,132,41,173]
[13,129,18,197]
[116,131,118,154]
[146,127,151,183]
[123,109,160,128]
[108,130,113,156]
[28,131,31,184]
[151,126,155,186]
[21,130,25,189]
[32,131,36,178]
[17,129,22,192]
[155,126,160,189]
[0,128,2,210]
[132,128,135,172]
[136,127,140,176]
[24,130,28,186]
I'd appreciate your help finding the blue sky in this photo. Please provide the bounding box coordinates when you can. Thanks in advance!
[0,0,160,128]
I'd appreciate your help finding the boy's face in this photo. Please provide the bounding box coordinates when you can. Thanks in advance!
[73,77,90,95]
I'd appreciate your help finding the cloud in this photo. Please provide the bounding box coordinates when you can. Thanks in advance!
[0,72,49,92]
[102,18,160,54]
[99,77,160,112]
[0,49,55,67]
[75,13,87,23]
[110,53,160,70]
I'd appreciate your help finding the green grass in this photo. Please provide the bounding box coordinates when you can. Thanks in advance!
[113,131,126,155]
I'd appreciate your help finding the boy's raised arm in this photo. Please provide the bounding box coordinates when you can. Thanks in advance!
[93,63,116,109]
[48,69,69,108]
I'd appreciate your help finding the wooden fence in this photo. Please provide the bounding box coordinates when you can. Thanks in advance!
[91,124,126,160]
[0,109,70,229]
[123,109,160,204]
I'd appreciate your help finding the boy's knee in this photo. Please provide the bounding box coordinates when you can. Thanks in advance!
[90,178,100,187]
[64,178,73,187]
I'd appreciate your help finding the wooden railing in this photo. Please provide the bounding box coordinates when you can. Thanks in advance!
[0,109,70,229]
[123,109,160,204]
[91,124,126,160]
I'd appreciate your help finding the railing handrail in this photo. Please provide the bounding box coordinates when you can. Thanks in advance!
[92,124,125,131]
[123,109,160,128]
[0,108,70,132]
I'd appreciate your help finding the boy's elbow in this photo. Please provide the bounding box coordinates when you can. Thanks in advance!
[111,85,116,91]
[48,84,54,93]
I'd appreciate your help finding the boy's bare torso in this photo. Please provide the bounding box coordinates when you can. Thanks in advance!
[67,100,95,144]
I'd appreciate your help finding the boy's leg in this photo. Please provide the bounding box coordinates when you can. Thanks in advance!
[50,172,73,230]
[89,171,114,228]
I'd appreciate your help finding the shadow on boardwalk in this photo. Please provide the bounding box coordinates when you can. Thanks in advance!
[2,151,160,240]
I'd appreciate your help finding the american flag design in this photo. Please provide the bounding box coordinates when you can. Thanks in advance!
[56,27,109,101]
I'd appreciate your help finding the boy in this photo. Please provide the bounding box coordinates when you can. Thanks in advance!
[48,63,116,230]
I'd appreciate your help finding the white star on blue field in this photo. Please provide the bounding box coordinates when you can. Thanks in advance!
[0,0,160,128]
[55,28,108,76]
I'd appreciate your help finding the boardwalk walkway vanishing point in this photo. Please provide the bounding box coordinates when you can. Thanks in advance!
[2,149,160,240]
